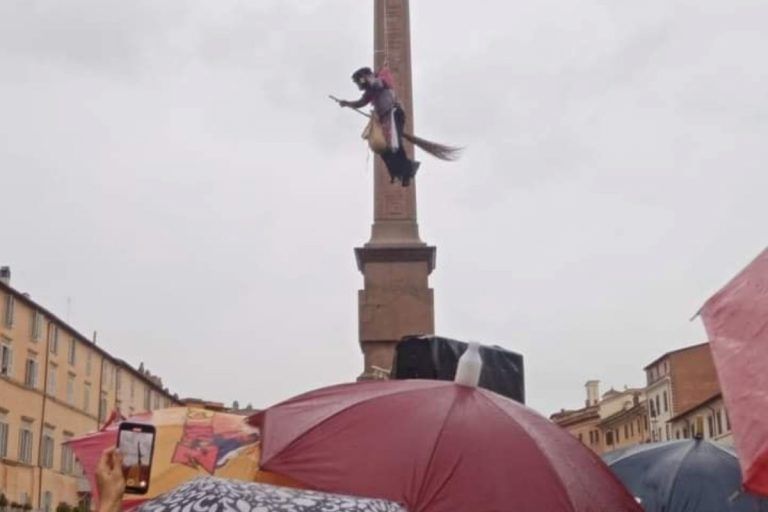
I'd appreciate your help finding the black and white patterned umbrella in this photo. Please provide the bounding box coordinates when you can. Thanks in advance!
[137,477,407,512]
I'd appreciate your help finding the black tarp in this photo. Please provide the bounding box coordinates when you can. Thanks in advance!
[391,335,525,404]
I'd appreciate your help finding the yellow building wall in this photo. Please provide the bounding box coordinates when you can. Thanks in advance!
[1,287,179,510]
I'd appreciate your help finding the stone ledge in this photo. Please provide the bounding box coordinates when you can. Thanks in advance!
[354,245,436,274]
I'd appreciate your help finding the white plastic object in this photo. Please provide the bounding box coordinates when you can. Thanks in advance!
[454,342,482,387]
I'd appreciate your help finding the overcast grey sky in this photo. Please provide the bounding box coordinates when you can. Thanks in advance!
[1,0,766,416]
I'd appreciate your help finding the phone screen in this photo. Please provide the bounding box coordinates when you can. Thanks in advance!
[117,423,156,494]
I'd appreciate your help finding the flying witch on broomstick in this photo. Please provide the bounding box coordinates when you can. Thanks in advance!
[331,65,460,187]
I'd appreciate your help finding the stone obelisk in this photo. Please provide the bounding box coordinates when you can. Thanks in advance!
[355,0,436,379]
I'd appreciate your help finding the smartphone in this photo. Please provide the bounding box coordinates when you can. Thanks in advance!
[117,422,156,495]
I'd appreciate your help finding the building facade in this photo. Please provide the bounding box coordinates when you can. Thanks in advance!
[598,395,648,453]
[1,271,180,511]
[643,343,720,442]
[552,342,727,454]
[669,393,732,444]
[550,380,649,455]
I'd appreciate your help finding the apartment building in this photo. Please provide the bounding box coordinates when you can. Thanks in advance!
[0,268,180,511]
[550,380,648,455]
[669,392,732,443]
[552,342,727,455]
[643,342,720,442]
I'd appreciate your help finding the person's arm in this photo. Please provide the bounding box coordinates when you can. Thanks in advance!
[339,91,372,109]
[96,447,126,512]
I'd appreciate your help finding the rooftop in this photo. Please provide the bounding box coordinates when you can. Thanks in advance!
[0,277,178,401]
[643,342,710,371]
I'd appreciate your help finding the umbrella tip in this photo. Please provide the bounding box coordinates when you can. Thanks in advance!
[455,342,482,387]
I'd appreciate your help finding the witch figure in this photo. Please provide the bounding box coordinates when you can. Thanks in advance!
[338,67,420,186]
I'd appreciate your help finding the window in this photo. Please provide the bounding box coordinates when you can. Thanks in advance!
[68,339,76,365]
[725,410,731,431]
[103,364,111,388]
[707,416,714,438]
[61,434,74,474]
[615,429,620,443]
[695,416,704,437]
[18,421,33,464]
[716,410,723,435]
[624,424,629,439]
[630,421,634,437]
[665,423,671,440]
[115,369,122,394]
[24,358,38,388]
[606,431,614,446]
[649,399,656,418]
[663,391,668,413]
[130,378,135,400]
[66,374,75,405]
[42,491,52,512]
[595,430,600,444]
[32,312,44,342]
[0,412,8,458]
[98,393,108,422]
[41,427,54,468]
[3,294,14,328]
[144,388,151,411]
[47,363,57,396]
[154,392,160,410]
[86,352,92,376]
[1,341,12,377]
[49,325,59,354]
[589,431,594,444]
[655,396,661,417]
[83,383,91,412]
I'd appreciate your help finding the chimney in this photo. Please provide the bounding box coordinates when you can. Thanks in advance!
[0,267,10,286]
[585,380,600,407]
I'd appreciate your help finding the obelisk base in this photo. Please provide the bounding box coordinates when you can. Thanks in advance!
[355,245,436,379]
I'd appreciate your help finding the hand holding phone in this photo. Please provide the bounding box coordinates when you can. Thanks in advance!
[117,422,156,495]
[96,447,125,512]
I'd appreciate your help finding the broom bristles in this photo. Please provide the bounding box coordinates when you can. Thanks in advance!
[403,133,463,162]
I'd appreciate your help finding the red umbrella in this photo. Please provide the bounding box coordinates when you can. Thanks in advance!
[700,247,768,496]
[254,380,641,512]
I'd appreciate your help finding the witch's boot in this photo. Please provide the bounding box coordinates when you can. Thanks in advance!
[402,161,420,187]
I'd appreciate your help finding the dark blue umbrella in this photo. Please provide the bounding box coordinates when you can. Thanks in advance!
[604,438,768,512]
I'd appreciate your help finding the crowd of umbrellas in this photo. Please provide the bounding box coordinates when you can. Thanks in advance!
[68,248,768,512]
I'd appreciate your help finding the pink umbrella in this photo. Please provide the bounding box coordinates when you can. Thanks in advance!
[254,380,641,512]
[700,247,768,496]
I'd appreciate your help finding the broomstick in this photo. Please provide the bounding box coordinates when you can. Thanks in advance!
[329,95,462,161]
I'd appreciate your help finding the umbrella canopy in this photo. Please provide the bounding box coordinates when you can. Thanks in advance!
[69,407,293,509]
[603,439,768,512]
[254,380,641,512]
[137,477,407,512]
[699,247,768,496]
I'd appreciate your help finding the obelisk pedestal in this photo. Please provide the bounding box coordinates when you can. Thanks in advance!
[356,0,436,380]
